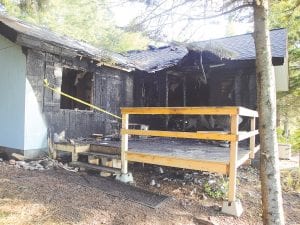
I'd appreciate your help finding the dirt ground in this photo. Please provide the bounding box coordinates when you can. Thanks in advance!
[0,161,299,225]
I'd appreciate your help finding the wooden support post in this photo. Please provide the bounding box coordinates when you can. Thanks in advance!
[72,152,78,162]
[249,117,256,159]
[228,115,239,202]
[121,114,129,174]
[52,150,57,160]
[88,156,99,165]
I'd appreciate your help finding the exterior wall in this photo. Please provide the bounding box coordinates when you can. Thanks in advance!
[274,57,289,92]
[26,49,134,139]
[0,35,26,150]
[209,62,257,109]
[24,78,48,151]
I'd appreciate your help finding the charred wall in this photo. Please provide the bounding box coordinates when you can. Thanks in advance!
[208,60,257,109]
[26,48,133,138]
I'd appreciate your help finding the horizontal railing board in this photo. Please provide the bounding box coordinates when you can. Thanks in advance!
[121,107,239,115]
[125,151,229,174]
[238,130,259,141]
[121,129,237,141]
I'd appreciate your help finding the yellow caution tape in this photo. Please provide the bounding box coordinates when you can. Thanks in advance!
[43,79,122,120]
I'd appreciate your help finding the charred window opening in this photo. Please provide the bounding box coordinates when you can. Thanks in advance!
[60,68,93,110]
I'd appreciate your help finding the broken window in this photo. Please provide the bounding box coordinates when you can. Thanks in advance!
[60,68,93,110]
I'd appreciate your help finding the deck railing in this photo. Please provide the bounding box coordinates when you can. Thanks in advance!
[120,106,259,203]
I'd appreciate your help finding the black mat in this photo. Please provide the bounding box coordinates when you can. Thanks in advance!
[74,174,169,208]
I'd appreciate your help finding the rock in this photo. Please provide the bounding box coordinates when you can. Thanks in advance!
[200,193,208,200]
[158,167,164,174]
[11,153,25,161]
[16,161,27,167]
[208,179,216,185]
[190,188,197,196]
[39,160,53,169]
[156,183,161,188]
[23,165,30,170]
[150,179,156,186]
[9,159,16,165]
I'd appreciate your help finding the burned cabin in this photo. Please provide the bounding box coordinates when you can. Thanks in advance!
[0,14,135,158]
[125,29,288,131]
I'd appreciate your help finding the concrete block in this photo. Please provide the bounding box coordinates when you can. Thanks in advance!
[115,173,134,183]
[222,199,243,217]
[278,143,291,159]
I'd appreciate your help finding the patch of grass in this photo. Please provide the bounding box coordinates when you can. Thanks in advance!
[203,176,229,199]
[281,168,300,193]
[0,210,11,218]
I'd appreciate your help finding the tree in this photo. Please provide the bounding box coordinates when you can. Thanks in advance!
[253,1,285,224]
[0,0,150,52]
[270,0,300,152]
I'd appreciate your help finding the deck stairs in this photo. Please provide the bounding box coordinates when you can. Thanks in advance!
[53,142,122,176]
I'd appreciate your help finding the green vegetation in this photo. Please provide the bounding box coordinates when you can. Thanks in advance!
[270,0,300,152]
[203,177,229,199]
[281,168,300,192]
[0,0,149,52]
[0,210,10,219]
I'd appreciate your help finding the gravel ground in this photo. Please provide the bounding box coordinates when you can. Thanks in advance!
[0,162,299,225]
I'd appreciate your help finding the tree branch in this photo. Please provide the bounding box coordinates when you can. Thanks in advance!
[186,3,254,20]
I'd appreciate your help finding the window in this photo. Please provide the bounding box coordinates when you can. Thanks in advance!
[60,68,93,110]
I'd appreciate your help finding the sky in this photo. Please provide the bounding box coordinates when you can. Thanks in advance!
[109,0,253,43]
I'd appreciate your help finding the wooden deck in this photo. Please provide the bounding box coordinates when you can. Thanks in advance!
[120,106,260,204]
[96,138,253,174]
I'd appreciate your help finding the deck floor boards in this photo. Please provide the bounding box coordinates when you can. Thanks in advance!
[97,138,249,164]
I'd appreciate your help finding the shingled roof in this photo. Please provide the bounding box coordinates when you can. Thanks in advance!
[0,14,134,71]
[123,45,189,73]
[190,28,287,60]
[124,28,287,73]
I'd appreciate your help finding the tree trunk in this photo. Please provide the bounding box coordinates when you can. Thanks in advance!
[253,1,285,224]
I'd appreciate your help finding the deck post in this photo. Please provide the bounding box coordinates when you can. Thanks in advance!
[116,113,133,183]
[249,117,256,159]
[222,114,243,217]
[121,113,129,174]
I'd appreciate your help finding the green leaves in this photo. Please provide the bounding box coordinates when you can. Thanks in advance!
[0,0,149,52]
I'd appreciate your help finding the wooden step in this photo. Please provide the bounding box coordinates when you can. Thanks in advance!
[78,151,120,159]
[90,144,120,155]
[70,161,121,174]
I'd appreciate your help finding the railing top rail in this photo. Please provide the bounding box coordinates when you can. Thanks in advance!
[121,106,258,117]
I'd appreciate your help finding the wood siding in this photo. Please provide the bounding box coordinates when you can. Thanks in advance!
[26,49,134,138]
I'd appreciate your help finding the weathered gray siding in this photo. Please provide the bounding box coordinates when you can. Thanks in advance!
[26,49,133,138]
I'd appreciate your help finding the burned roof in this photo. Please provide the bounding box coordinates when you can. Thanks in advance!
[0,14,134,71]
[124,28,287,73]
[123,45,189,73]
[190,28,287,60]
